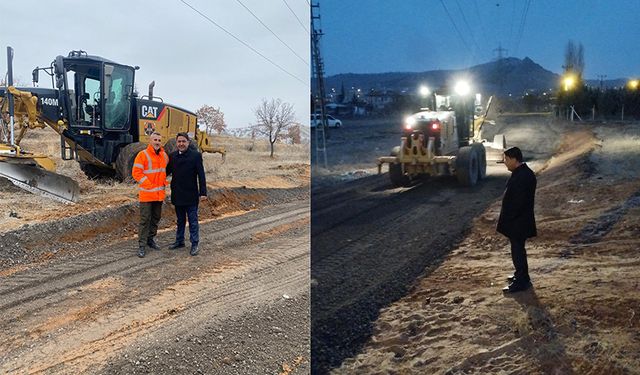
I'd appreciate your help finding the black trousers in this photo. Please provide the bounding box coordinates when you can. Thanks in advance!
[174,204,199,245]
[510,237,530,284]
[139,201,163,247]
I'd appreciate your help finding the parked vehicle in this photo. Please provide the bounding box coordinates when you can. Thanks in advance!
[310,113,342,128]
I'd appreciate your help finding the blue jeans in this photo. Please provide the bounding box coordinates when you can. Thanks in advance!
[175,204,199,245]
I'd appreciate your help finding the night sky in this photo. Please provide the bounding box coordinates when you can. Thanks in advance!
[317,0,640,80]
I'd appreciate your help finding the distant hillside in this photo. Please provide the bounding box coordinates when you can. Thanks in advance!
[224,125,309,143]
[323,57,625,96]
[225,127,256,139]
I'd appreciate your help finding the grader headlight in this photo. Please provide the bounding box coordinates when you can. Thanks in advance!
[404,116,416,130]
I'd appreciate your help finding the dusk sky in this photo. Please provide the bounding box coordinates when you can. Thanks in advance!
[1,0,309,129]
[318,0,640,80]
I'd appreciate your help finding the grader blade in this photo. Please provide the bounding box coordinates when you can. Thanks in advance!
[484,134,507,162]
[0,162,80,204]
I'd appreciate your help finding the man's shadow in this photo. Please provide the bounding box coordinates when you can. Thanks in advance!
[509,287,575,374]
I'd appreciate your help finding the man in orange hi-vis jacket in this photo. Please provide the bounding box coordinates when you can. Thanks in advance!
[132,132,169,258]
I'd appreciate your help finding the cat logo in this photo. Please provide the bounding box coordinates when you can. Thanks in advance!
[141,105,159,119]
[144,122,156,135]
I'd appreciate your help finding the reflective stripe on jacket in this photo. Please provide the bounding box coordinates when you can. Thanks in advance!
[132,145,169,202]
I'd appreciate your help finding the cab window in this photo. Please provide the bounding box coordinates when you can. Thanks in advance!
[103,64,134,130]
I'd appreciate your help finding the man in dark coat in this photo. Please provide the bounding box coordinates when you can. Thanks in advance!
[166,132,207,256]
[497,146,537,293]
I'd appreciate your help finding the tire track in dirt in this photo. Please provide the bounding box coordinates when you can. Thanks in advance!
[312,171,508,374]
[0,202,308,372]
[334,122,640,374]
[312,114,563,374]
[0,206,308,340]
[0,186,308,271]
[0,204,306,301]
[14,239,308,374]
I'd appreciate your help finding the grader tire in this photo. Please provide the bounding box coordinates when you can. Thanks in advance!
[165,138,198,155]
[116,142,147,182]
[164,138,177,155]
[472,143,487,180]
[389,146,410,187]
[456,146,479,187]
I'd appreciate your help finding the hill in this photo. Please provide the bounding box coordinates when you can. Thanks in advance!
[324,57,625,96]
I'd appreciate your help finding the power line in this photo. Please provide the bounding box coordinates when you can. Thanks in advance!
[439,0,472,53]
[235,0,309,66]
[453,0,483,59]
[509,0,517,54]
[179,0,308,87]
[472,0,489,49]
[513,0,532,56]
[282,0,309,34]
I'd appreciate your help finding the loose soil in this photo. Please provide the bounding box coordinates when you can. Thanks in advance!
[0,129,310,374]
[311,114,640,374]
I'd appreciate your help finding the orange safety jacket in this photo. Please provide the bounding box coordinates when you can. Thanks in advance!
[132,145,169,202]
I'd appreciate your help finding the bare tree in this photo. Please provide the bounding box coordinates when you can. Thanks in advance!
[0,76,26,87]
[287,123,302,144]
[563,40,585,78]
[196,105,226,134]
[253,98,296,157]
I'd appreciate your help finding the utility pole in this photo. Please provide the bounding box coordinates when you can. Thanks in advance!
[493,43,508,94]
[311,1,328,168]
[597,74,607,90]
[493,43,508,60]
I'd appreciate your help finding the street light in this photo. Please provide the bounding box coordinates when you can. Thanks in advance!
[563,75,576,91]
[561,73,579,121]
[628,79,639,90]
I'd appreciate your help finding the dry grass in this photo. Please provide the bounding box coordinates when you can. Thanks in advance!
[207,134,309,181]
[0,129,309,232]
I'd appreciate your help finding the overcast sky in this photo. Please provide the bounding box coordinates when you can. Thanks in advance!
[1,0,309,129]
[318,0,639,80]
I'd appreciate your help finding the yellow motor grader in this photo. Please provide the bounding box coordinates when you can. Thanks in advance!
[377,91,505,187]
[0,47,225,203]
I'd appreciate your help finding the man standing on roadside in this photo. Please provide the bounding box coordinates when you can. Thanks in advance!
[167,132,207,256]
[132,132,169,258]
[497,146,537,293]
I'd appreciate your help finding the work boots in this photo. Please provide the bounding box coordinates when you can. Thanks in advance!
[137,246,146,258]
[169,241,185,250]
[147,238,160,250]
[190,244,199,256]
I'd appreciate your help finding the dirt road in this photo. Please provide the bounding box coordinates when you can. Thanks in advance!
[313,114,640,374]
[310,114,570,373]
[0,188,309,374]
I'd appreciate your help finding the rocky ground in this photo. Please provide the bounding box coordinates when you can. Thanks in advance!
[0,130,310,374]
[312,114,640,374]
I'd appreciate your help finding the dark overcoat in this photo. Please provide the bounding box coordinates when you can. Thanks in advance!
[497,163,537,239]
[167,148,207,206]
